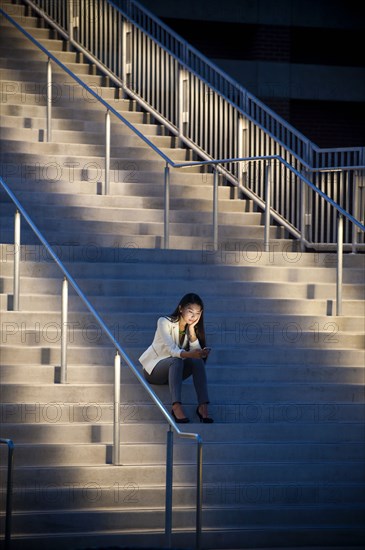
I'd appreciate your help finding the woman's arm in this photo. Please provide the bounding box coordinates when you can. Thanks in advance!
[157,317,208,359]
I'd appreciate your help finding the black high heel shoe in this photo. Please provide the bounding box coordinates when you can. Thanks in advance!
[171,409,190,423]
[196,406,214,423]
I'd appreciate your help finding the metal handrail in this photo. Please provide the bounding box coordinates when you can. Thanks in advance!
[1,7,364,249]
[0,439,14,550]
[1,6,363,547]
[1,7,364,292]
[29,0,365,179]
[0,8,365,548]
[0,8,170,166]
[116,0,364,159]
[19,0,365,174]
[0,175,203,549]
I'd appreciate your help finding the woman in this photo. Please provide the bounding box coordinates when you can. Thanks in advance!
[139,293,213,423]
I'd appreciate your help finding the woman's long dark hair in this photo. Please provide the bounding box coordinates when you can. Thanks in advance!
[168,293,207,349]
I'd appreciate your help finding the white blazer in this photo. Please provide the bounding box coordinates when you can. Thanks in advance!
[139,316,201,374]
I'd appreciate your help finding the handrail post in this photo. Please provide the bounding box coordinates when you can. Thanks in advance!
[264,161,271,252]
[336,215,343,316]
[213,168,218,251]
[178,68,189,137]
[351,171,359,254]
[300,175,307,252]
[165,427,174,546]
[60,277,68,383]
[47,57,52,142]
[113,351,121,465]
[164,163,170,249]
[195,437,203,550]
[0,439,14,550]
[105,109,111,195]
[68,0,74,43]
[13,210,21,311]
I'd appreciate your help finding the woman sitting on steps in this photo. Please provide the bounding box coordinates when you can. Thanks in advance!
[139,293,213,423]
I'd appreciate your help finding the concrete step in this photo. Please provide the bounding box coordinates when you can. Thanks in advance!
[0,226,295,251]
[1,380,364,405]
[0,214,279,241]
[1,243,363,268]
[0,273,363,301]
[1,532,364,550]
[0,162,218,186]
[0,99,150,125]
[0,137,191,163]
[2,292,363,316]
[1,343,363,367]
[3,505,364,536]
[0,310,363,341]
[5,483,364,523]
[1,420,364,447]
[0,291,363,316]
[1,248,364,283]
[1,440,364,467]
[2,362,364,385]
[0,124,178,150]
[0,111,163,136]
[1,458,364,487]
[0,207,278,240]
[0,11,41,30]
[0,191,260,225]
[1,398,364,425]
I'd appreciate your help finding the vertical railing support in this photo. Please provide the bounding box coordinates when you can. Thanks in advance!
[264,161,271,252]
[47,57,52,142]
[105,109,111,195]
[122,20,132,90]
[60,277,68,383]
[300,177,307,252]
[336,215,343,316]
[351,171,359,254]
[13,210,21,311]
[212,168,218,251]
[0,439,14,550]
[195,437,203,550]
[68,0,74,43]
[113,351,121,465]
[165,427,174,546]
[164,163,170,249]
[178,68,189,137]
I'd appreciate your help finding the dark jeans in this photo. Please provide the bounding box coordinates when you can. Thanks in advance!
[143,356,209,405]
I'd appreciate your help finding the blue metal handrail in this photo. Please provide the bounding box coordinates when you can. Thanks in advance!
[0,174,203,548]
[0,439,14,549]
[4,2,363,248]
[2,5,364,247]
[1,6,364,247]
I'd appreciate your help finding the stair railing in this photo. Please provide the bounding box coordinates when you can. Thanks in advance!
[0,175,203,550]
[1,6,364,310]
[167,156,365,317]
[1,5,363,545]
[20,0,365,246]
[1,6,364,255]
[0,438,14,550]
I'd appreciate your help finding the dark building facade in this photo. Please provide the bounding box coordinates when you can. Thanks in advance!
[140,0,365,148]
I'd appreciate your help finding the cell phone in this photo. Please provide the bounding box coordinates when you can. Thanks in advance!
[203,347,211,352]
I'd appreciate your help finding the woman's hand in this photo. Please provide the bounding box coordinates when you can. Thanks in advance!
[181,348,210,359]
[187,313,201,342]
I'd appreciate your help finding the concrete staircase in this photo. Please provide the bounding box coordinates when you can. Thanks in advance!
[1,2,365,550]
[0,1,291,253]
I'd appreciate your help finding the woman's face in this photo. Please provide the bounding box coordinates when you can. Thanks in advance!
[179,303,202,325]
